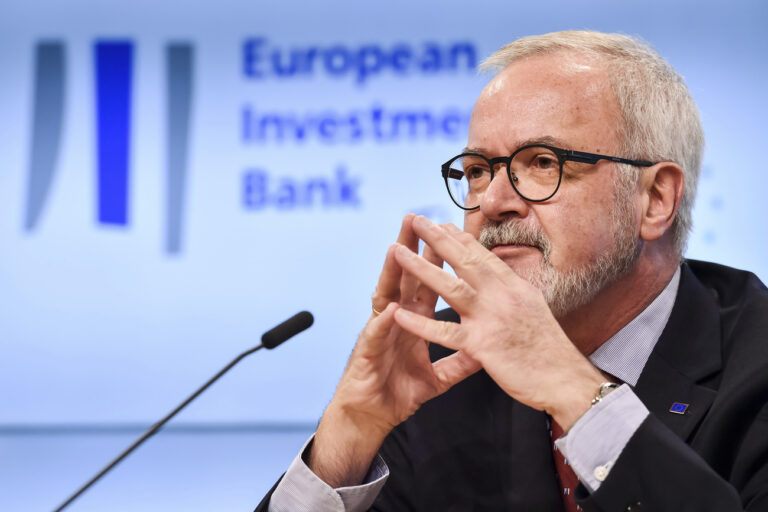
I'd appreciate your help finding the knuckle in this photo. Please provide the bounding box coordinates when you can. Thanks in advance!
[458,252,482,269]
[456,231,476,245]
[442,323,466,349]
[427,222,445,236]
[439,321,455,340]
[448,278,476,301]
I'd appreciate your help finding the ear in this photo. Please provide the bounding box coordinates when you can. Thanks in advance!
[639,162,684,242]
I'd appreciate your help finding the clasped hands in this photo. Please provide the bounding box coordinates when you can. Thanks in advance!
[309,214,604,487]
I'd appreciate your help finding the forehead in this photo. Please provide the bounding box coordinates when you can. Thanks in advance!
[468,51,622,155]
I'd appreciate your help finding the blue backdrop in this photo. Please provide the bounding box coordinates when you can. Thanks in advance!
[1,0,766,510]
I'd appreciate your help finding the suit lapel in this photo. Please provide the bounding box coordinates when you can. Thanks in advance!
[633,262,721,441]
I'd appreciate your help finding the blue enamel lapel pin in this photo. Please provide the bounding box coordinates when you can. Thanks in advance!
[669,402,689,415]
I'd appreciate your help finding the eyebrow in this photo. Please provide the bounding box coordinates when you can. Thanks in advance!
[462,136,568,156]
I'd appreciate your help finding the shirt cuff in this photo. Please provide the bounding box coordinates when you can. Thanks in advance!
[268,434,390,512]
[553,384,648,492]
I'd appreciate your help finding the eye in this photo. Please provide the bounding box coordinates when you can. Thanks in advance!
[531,154,558,170]
[466,165,488,180]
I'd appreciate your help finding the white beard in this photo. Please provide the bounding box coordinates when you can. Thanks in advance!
[478,193,639,317]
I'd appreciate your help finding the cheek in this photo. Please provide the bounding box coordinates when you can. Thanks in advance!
[545,198,617,265]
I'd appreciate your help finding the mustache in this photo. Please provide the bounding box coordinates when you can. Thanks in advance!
[478,220,552,262]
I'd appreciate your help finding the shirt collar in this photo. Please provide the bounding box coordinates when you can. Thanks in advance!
[588,266,681,386]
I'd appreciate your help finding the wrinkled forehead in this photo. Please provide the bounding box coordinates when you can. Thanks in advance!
[470,52,623,154]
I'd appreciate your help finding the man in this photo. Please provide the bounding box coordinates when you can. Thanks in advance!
[257,31,768,511]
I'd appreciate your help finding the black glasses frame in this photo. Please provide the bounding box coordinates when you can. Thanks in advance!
[441,144,656,210]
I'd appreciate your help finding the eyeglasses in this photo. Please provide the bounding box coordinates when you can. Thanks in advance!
[441,144,655,210]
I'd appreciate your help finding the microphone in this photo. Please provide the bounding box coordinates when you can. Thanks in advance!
[262,310,314,348]
[53,311,314,512]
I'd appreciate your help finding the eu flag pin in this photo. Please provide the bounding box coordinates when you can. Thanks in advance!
[669,402,689,415]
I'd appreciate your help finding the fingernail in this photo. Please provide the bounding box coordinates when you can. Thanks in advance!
[395,307,413,319]
[397,245,415,258]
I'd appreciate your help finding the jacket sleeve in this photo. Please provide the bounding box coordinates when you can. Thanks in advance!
[577,412,768,511]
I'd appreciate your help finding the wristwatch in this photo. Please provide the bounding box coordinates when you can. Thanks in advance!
[591,382,619,406]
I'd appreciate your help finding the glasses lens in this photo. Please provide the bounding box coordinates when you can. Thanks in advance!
[443,155,491,209]
[509,146,561,201]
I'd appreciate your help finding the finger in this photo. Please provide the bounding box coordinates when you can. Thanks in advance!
[398,214,425,304]
[396,213,419,251]
[441,222,523,288]
[403,241,444,305]
[358,302,400,356]
[422,240,444,268]
[443,222,462,234]
[393,307,466,352]
[394,243,477,314]
[372,215,418,310]
[372,245,403,311]
[408,243,444,313]
[431,351,482,393]
[411,216,495,290]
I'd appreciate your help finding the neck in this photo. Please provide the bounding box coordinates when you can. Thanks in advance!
[557,245,679,356]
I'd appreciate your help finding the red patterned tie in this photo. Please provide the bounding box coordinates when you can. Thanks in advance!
[550,418,582,512]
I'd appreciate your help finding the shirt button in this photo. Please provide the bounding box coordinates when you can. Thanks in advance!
[626,501,643,511]
[593,463,612,481]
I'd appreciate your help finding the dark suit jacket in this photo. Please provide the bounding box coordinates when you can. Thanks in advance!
[256,260,768,511]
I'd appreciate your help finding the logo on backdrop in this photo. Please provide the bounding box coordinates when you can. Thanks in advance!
[24,40,193,254]
[24,38,475,254]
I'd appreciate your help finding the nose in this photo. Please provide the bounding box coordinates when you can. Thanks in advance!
[479,165,531,221]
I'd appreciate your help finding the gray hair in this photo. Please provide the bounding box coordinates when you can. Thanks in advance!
[481,30,704,256]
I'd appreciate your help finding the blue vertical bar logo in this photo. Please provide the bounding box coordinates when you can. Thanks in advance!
[95,41,133,226]
[25,39,194,254]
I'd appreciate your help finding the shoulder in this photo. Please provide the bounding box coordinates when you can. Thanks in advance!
[685,259,767,307]
[683,259,768,401]
[684,259,768,345]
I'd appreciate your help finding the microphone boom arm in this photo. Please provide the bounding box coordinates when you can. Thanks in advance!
[53,310,313,512]
[53,343,265,512]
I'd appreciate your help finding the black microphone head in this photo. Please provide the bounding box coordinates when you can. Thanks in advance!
[261,311,314,349]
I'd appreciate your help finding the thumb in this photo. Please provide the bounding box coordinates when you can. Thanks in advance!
[432,350,482,394]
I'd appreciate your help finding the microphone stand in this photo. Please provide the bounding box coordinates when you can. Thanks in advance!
[53,309,314,512]
[53,343,266,512]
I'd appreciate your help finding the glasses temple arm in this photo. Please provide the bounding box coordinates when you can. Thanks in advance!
[442,167,465,179]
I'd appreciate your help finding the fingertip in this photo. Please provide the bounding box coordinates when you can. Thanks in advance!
[393,243,416,260]
[369,301,397,329]
[392,305,412,321]
[376,301,399,321]
[398,215,420,249]
[389,243,405,259]
[412,215,432,228]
